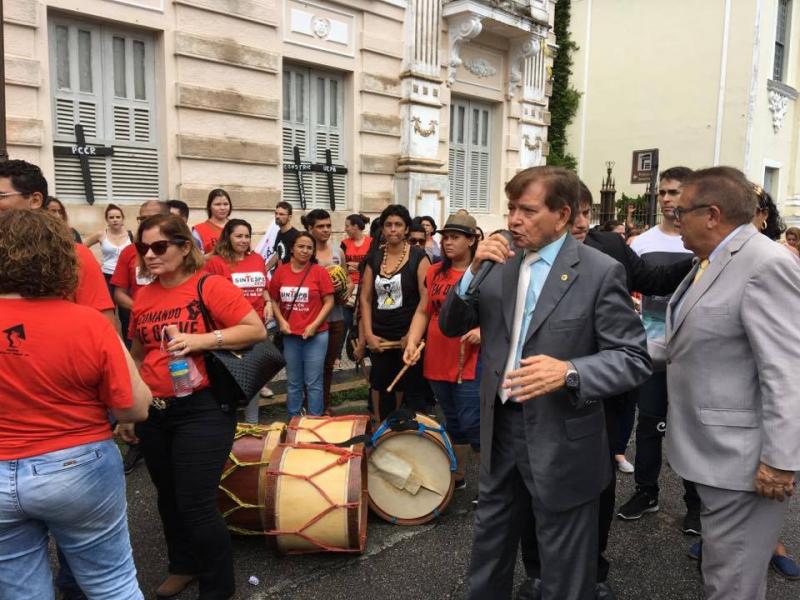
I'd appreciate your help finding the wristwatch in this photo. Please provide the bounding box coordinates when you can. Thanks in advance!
[565,361,580,391]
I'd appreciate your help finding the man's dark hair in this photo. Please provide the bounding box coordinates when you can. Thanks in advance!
[682,166,756,226]
[409,221,426,234]
[659,166,693,183]
[579,182,593,206]
[276,201,293,214]
[600,220,623,231]
[166,199,190,220]
[0,159,48,198]
[378,204,412,230]
[504,166,580,224]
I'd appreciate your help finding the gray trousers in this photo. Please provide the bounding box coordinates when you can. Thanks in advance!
[468,400,598,600]
[696,483,789,600]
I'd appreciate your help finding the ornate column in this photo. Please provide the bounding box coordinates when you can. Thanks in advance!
[517,33,552,169]
[395,0,449,221]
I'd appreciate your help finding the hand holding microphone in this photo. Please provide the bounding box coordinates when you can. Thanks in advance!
[466,230,515,296]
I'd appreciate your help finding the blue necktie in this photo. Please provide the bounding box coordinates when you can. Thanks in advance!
[513,253,540,368]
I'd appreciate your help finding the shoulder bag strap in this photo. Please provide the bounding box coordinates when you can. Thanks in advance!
[196,274,218,331]
[283,264,312,321]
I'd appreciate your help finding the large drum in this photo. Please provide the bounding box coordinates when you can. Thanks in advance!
[218,422,286,535]
[264,443,368,553]
[286,415,370,446]
[367,413,456,525]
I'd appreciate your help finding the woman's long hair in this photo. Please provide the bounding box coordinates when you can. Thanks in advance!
[213,218,252,264]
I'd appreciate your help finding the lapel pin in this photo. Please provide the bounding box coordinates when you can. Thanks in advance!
[560,274,568,281]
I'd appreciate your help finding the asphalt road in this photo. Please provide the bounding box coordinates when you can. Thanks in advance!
[123,400,800,600]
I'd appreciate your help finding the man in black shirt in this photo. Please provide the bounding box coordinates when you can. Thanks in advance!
[268,201,300,269]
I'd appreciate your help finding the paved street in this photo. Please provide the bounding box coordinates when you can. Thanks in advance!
[120,395,800,600]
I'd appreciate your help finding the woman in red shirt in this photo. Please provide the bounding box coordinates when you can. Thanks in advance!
[269,232,334,417]
[205,218,269,424]
[123,214,265,599]
[0,209,151,599]
[192,188,231,254]
[404,211,481,488]
[340,213,372,358]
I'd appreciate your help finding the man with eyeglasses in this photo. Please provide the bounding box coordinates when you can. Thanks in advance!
[617,167,703,538]
[665,166,800,599]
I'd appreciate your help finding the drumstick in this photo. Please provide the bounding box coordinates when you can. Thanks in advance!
[387,341,425,392]
[456,340,466,384]
[378,340,403,350]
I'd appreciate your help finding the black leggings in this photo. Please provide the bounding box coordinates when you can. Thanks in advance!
[136,388,237,600]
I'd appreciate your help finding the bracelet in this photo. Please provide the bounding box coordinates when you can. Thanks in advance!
[213,329,223,348]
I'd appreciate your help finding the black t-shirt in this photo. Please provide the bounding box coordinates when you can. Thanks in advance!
[369,246,429,340]
[273,227,299,264]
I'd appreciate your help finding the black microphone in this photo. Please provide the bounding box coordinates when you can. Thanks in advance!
[466,229,514,296]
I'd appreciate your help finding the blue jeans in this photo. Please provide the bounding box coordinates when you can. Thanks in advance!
[283,331,329,417]
[0,439,142,600]
[429,375,481,451]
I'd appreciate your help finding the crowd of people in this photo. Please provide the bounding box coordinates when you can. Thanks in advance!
[0,157,798,600]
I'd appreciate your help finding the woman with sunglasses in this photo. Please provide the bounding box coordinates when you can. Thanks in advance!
[302,209,353,414]
[360,204,430,422]
[205,219,269,424]
[268,232,335,417]
[192,188,232,254]
[120,214,265,599]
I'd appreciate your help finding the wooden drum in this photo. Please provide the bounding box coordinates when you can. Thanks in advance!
[286,415,371,446]
[367,413,456,525]
[217,422,286,535]
[264,443,368,553]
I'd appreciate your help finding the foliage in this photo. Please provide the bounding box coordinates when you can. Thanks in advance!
[547,0,581,172]
[615,192,648,222]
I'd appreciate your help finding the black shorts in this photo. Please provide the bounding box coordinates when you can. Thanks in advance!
[369,348,424,393]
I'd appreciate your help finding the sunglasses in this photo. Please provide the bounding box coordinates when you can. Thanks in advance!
[409,238,426,246]
[135,239,188,256]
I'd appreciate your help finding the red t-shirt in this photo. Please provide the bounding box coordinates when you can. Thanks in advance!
[131,272,254,397]
[340,236,372,285]
[110,244,154,300]
[268,263,334,335]
[193,221,223,254]
[0,298,133,459]
[423,264,479,382]
[75,243,114,312]
[204,253,268,315]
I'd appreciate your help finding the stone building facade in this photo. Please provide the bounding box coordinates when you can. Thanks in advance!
[3,0,555,235]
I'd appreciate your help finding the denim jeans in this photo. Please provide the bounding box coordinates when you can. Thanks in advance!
[135,388,237,600]
[0,439,142,600]
[429,373,481,451]
[283,331,329,416]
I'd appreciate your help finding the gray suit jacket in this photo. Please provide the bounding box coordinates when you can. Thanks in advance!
[440,234,651,511]
[665,225,800,491]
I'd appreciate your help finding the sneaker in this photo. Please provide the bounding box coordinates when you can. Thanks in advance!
[454,478,467,491]
[687,541,702,561]
[617,490,659,520]
[682,507,702,535]
[123,444,143,475]
[771,554,800,580]
[616,458,634,474]
[259,386,274,398]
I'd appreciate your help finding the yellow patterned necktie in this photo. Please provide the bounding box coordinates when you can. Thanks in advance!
[693,258,709,284]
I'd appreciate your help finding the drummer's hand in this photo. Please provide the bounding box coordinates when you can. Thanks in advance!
[470,233,514,274]
[115,423,139,444]
[462,327,481,345]
[403,338,422,365]
[353,339,366,362]
[366,334,384,353]
[167,332,209,356]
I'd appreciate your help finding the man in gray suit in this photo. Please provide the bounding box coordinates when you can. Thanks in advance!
[440,166,652,600]
[665,166,800,600]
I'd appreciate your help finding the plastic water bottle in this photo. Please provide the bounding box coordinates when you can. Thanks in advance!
[165,325,193,397]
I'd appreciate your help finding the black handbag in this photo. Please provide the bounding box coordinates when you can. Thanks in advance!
[272,264,311,352]
[196,275,286,407]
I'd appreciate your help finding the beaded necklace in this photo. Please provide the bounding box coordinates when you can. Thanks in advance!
[380,241,409,278]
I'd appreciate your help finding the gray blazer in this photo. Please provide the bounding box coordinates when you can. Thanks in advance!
[440,234,651,511]
[665,225,800,491]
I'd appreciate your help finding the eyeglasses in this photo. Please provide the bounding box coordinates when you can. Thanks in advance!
[0,192,27,199]
[673,204,711,221]
[135,239,187,256]
[408,238,426,246]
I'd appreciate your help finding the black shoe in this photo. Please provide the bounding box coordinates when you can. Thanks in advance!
[595,582,617,600]
[123,444,143,475]
[454,478,467,491]
[617,489,659,520]
[516,577,542,600]
[682,507,702,535]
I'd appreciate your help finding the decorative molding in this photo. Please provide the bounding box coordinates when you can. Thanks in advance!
[6,117,43,147]
[177,134,279,165]
[411,116,438,137]
[522,134,542,151]
[767,79,798,100]
[175,33,279,73]
[5,56,40,88]
[768,90,790,133]
[174,0,277,26]
[446,14,484,85]
[463,58,497,78]
[361,113,402,137]
[285,0,356,57]
[176,84,279,120]
[508,35,541,98]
